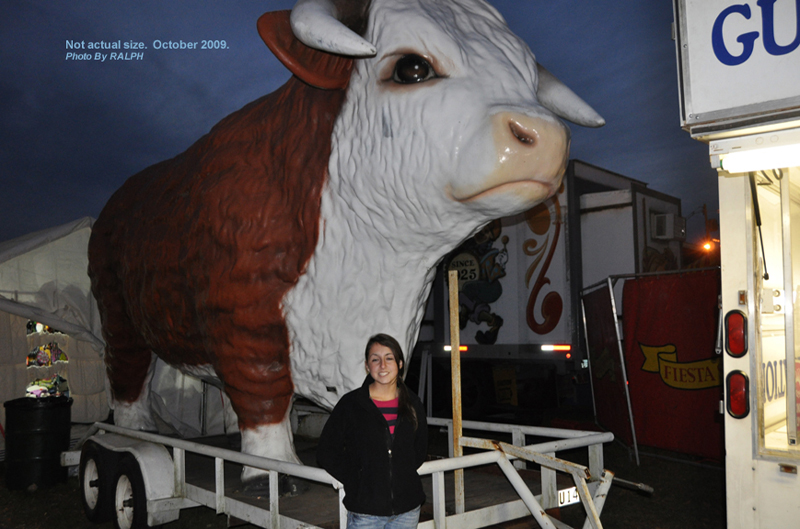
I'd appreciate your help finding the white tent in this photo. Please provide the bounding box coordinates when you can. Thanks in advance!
[0,218,232,447]
[0,217,108,432]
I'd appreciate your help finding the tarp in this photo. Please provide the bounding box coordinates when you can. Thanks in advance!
[0,217,103,349]
[622,269,723,460]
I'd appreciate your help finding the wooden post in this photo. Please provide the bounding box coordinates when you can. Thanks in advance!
[448,269,465,514]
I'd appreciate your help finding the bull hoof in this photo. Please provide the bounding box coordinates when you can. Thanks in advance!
[242,474,309,498]
[278,475,309,497]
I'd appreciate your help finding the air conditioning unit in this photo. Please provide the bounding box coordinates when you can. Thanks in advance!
[651,213,686,241]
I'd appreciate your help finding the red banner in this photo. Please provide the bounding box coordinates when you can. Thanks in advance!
[583,285,633,446]
[622,269,722,460]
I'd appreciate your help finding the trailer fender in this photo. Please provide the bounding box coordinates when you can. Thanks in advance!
[88,433,175,500]
[86,433,181,525]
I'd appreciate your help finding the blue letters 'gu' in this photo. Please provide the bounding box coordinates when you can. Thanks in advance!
[712,0,800,66]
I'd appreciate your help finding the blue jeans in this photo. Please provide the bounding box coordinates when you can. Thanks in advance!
[347,505,421,529]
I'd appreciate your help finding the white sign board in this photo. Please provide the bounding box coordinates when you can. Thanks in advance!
[445,185,571,347]
[675,0,800,130]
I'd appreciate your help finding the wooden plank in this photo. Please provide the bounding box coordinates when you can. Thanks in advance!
[448,269,465,514]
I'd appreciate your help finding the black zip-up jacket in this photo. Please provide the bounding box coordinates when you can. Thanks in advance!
[316,376,428,516]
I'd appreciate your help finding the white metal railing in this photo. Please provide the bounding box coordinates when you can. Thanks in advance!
[423,417,614,529]
[85,418,612,529]
[93,423,347,529]
[428,417,609,476]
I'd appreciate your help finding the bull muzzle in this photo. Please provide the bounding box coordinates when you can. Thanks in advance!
[451,110,569,206]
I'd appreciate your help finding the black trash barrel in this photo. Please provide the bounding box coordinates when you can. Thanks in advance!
[4,396,72,490]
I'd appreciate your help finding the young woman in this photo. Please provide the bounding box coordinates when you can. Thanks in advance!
[317,334,428,528]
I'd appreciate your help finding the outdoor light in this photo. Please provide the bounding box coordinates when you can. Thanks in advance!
[703,241,712,251]
[710,128,800,173]
[721,143,800,173]
[443,345,468,352]
[541,344,571,352]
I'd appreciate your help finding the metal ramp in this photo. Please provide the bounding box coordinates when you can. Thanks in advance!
[459,437,613,529]
[420,417,614,529]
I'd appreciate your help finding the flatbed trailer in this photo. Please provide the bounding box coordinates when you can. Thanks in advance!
[63,419,614,529]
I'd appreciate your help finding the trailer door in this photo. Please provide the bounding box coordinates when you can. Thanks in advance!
[715,130,800,528]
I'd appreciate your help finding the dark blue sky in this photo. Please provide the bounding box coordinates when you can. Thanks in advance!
[0,1,717,245]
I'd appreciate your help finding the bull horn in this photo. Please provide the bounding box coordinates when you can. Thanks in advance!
[537,64,605,128]
[290,0,376,57]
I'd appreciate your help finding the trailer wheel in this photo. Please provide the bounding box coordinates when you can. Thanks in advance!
[113,454,160,529]
[80,441,116,523]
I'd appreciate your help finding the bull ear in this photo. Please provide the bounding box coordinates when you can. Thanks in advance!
[537,64,605,128]
[257,11,354,90]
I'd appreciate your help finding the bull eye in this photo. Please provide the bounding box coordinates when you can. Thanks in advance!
[392,54,436,84]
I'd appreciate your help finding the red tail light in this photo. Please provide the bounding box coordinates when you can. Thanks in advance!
[726,371,750,418]
[725,311,747,357]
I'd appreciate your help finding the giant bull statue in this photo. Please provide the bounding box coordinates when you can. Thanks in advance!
[88,0,604,482]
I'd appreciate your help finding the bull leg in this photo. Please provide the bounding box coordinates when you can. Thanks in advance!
[208,320,302,492]
[90,249,159,431]
[240,405,308,497]
[240,403,301,482]
[111,353,158,431]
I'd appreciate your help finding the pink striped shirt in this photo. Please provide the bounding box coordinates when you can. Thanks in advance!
[372,397,399,435]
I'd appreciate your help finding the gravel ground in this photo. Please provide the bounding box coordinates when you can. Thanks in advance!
[0,421,724,529]
[557,439,725,529]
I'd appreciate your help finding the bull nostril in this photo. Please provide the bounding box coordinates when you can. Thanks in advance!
[509,120,537,147]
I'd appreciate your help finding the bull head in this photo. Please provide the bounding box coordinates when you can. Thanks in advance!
[288,0,605,128]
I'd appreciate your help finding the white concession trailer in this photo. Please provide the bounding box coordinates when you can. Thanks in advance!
[674,0,800,527]
[418,160,685,420]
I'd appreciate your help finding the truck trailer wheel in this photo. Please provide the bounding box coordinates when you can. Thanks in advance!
[80,441,117,523]
[113,454,161,529]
